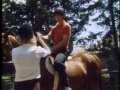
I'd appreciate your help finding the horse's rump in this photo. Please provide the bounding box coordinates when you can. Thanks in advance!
[42,51,101,90]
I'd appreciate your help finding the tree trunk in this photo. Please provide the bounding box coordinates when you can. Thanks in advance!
[109,0,118,50]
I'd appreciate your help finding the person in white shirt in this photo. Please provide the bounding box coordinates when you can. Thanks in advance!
[12,24,51,90]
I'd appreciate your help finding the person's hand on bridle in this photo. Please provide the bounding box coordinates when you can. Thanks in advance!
[35,32,43,40]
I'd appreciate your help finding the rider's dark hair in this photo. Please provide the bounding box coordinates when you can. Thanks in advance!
[54,7,65,17]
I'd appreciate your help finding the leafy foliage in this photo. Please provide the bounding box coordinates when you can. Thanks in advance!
[2,0,120,48]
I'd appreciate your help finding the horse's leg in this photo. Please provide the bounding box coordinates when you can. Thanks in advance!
[34,82,40,90]
[86,76,100,90]
[53,71,59,90]
[69,77,84,90]
[90,72,101,90]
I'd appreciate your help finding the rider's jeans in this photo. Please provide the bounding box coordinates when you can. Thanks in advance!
[53,52,69,87]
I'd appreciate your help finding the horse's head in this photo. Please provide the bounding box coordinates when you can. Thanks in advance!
[2,33,19,62]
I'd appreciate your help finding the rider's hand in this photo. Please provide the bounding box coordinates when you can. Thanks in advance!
[42,35,49,40]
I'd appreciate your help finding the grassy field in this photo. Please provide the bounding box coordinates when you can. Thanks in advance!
[2,71,119,90]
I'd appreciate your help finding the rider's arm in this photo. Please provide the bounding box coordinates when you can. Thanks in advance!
[42,30,52,40]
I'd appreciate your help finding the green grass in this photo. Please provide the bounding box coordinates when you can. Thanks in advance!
[2,73,14,90]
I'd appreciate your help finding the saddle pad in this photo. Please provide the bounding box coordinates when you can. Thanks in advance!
[45,55,73,75]
[45,56,55,75]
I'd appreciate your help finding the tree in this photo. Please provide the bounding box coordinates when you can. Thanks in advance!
[91,0,120,49]
[2,0,93,51]
[2,0,119,49]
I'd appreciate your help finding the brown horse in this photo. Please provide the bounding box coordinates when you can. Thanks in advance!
[2,30,19,62]
[40,51,101,90]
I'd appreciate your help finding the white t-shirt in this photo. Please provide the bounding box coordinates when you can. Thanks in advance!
[12,44,51,82]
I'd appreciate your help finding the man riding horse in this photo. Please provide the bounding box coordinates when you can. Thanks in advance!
[42,7,72,90]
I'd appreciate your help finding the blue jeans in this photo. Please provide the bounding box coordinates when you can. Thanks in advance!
[54,53,66,70]
[53,52,69,87]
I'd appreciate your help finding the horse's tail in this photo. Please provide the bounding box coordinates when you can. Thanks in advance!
[92,55,102,90]
[92,55,101,66]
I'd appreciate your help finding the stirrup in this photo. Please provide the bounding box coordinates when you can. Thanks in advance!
[45,56,55,74]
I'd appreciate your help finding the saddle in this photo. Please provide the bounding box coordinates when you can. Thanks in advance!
[45,55,73,75]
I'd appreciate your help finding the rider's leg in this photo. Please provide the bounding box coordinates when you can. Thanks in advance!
[53,53,70,89]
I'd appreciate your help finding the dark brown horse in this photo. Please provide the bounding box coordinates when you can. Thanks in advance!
[40,51,101,90]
